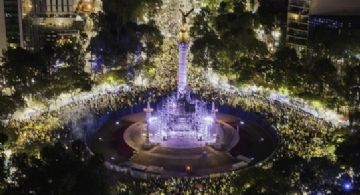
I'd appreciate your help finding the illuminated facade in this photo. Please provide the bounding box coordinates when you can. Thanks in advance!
[0,1,7,55]
[2,0,24,48]
[309,15,360,32]
[177,24,190,95]
[286,0,311,53]
[33,0,75,17]
[147,94,218,148]
[23,0,83,49]
[146,16,219,148]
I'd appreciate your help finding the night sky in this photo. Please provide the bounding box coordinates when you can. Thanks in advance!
[311,0,360,15]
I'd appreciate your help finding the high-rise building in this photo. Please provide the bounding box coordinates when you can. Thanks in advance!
[3,0,23,47]
[1,0,24,48]
[309,0,360,31]
[23,0,83,50]
[287,0,360,55]
[33,0,75,17]
[309,15,360,36]
[286,0,311,54]
[0,1,7,55]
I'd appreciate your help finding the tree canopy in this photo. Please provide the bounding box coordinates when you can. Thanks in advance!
[3,141,110,195]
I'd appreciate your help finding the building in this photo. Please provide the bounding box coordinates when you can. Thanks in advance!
[286,0,360,54]
[0,1,7,55]
[309,15,360,40]
[307,5,360,62]
[0,0,87,51]
[1,0,24,49]
[33,0,75,17]
[309,0,360,31]
[286,0,311,54]
[23,0,85,50]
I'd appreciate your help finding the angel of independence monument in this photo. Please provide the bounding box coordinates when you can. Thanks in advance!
[143,9,222,149]
[91,7,276,177]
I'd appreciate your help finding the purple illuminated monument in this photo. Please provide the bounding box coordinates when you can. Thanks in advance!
[144,9,221,149]
[177,25,189,95]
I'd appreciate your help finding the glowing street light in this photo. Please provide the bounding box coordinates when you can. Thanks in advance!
[342,181,353,192]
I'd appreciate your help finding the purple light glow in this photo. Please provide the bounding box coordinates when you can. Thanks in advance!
[144,22,219,149]
[178,43,189,95]
[342,182,353,191]
[147,94,218,148]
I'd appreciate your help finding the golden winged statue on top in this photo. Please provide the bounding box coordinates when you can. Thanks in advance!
[177,8,194,43]
[179,8,194,24]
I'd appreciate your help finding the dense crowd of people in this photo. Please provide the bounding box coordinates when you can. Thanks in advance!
[1,1,354,194]
[8,84,173,147]
[112,173,237,195]
[7,67,342,160]
[189,70,340,159]
[4,1,347,192]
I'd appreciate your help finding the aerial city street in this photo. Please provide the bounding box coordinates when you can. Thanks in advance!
[0,0,359,194]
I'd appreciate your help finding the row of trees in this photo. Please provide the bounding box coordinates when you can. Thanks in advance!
[0,138,111,195]
[90,0,163,81]
[0,119,358,194]
[232,127,360,194]
[190,1,268,76]
[188,2,360,192]
[0,1,164,193]
[0,33,109,193]
[0,39,92,103]
[190,0,360,109]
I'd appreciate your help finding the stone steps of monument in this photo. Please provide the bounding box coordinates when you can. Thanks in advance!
[151,146,211,156]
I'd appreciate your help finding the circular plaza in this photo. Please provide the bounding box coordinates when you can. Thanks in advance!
[89,109,279,177]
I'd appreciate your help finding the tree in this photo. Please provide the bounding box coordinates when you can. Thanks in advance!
[297,157,342,193]
[43,66,92,99]
[0,95,19,117]
[0,48,48,94]
[102,0,161,24]
[271,47,305,88]
[90,0,163,77]
[191,1,267,79]
[309,58,337,95]
[232,167,294,194]
[257,0,288,31]
[311,28,360,59]
[191,8,223,68]
[4,141,110,195]
[50,37,86,69]
[0,125,9,192]
[336,131,360,173]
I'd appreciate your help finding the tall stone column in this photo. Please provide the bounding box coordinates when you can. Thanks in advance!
[177,42,189,95]
[212,103,222,150]
[143,101,153,149]
[177,21,190,96]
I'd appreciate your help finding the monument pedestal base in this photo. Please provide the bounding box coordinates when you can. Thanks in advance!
[143,140,153,150]
[211,143,223,150]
